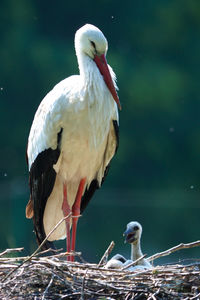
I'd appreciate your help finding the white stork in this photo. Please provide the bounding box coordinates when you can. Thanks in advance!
[26,24,121,261]
[124,221,152,268]
[105,222,152,271]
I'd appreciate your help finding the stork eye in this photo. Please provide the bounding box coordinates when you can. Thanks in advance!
[134,225,139,231]
[90,41,96,50]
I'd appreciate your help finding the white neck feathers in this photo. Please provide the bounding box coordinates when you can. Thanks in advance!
[131,240,143,261]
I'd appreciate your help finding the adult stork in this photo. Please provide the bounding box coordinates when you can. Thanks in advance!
[26,24,121,261]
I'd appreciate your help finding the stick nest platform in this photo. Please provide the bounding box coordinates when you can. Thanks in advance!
[0,242,200,300]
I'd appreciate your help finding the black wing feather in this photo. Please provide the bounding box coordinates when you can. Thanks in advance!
[80,120,119,214]
[28,128,63,250]
[112,120,119,153]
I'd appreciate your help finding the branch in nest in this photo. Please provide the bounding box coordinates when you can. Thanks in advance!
[98,241,115,267]
[122,254,147,270]
[41,274,55,300]
[148,240,200,262]
[0,248,24,258]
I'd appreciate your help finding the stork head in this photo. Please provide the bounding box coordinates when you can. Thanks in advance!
[75,24,121,110]
[123,221,142,245]
[75,24,108,58]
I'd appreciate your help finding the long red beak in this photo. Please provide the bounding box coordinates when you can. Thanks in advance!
[94,54,121,110]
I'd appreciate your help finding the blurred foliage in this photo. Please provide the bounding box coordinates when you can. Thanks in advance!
[0,0,200,262]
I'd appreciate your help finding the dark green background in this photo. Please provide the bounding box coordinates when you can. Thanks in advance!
[1,0,200,263]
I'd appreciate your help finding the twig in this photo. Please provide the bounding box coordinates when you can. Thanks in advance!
[41,274,55,300]
[80,269,88,300]
[122,254,147,270]
[2,213,72,283]
[148,240,200,262]
[147,288,161,300]
[0,249,62,262]
[0,248,24,258]
[191,292,200,300]
[98,241,115,267]
[36,247,63,256]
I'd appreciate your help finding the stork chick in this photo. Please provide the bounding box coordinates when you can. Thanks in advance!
[124,221,151,268]
[105,221,151,271]
[105,254,127,269]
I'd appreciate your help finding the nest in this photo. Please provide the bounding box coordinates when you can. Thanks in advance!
[0,240,200,300]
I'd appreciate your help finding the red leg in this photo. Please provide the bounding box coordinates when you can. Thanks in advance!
[70,177,86,262]
[62,183,71,261]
